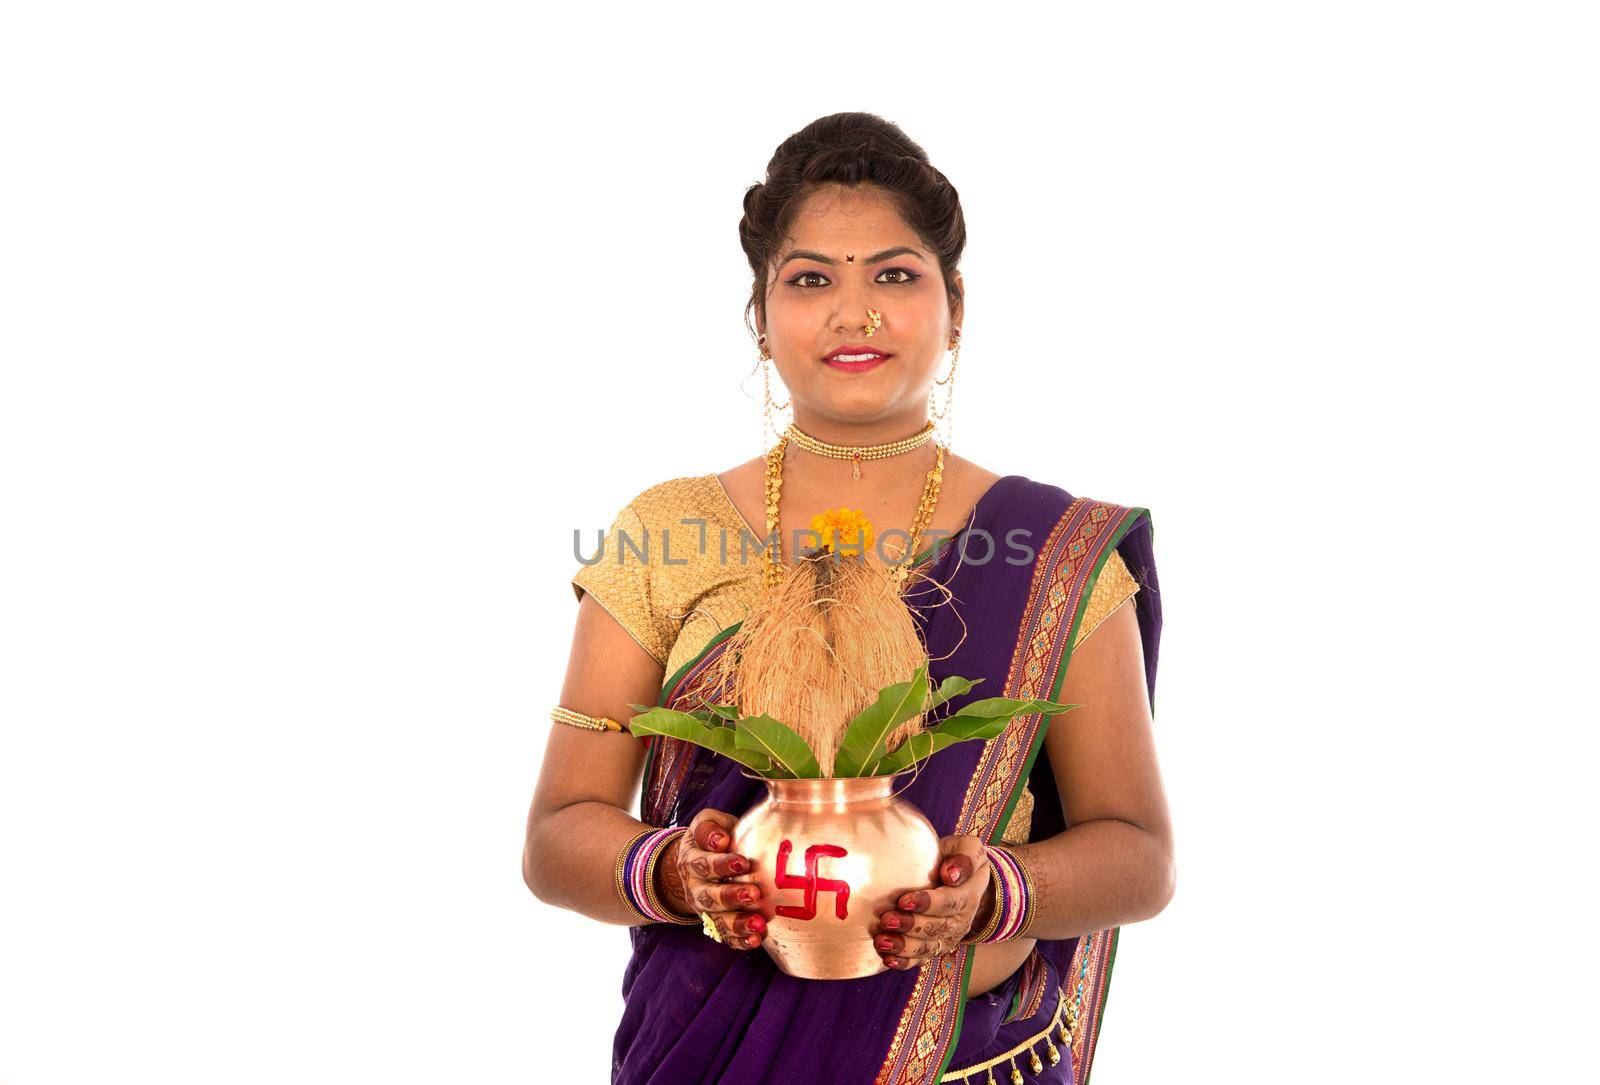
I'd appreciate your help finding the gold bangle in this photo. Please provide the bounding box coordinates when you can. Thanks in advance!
[959,867,1004,945]
[1003,844,1040,939]
[642,827,698,924]
[552,706,626,733]
[614,827,655,923]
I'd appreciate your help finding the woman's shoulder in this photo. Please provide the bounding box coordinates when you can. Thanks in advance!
[1002,474,1150,618]
[991,470,1149,519]
[607,470,748,533]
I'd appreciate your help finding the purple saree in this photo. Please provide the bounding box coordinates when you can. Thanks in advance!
[613,476,1162,1085]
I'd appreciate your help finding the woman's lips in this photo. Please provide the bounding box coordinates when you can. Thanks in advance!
[824,352,892,373]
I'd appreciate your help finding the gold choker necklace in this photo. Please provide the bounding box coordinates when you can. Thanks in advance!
[782,420,936,480]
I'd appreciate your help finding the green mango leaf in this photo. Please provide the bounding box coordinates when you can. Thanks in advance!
[832,661,932,778]
[875,731,937,775]
[940,696,1079,730]
[929,712,1014,741]
[874,715,1008,774]
[926,674,982,713]
[700,703,741,722]
[733,714,822,778]
[870,674,981,774]
[627,706,779,776]
[872,698,1080,775]
[636,702,740,727]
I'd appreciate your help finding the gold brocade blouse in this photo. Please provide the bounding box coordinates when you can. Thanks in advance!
[571,475,1140,844]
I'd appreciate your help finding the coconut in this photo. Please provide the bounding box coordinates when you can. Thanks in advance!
[685,546,956,776]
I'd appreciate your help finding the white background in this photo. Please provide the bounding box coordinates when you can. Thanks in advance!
[2,3,1595,1082]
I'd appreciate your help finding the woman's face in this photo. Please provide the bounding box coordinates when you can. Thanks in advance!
[759,184,962,430]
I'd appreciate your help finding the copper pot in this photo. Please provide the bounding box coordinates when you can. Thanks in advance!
[731,773,942,980]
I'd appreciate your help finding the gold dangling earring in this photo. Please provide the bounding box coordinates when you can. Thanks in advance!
[759,334,790,452]
[929,325,960,448]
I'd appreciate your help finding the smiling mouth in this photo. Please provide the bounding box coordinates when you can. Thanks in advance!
[824,352,891,372]
[823,343,893,369]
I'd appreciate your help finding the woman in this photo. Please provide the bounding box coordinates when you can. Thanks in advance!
[523,112,1172,1084]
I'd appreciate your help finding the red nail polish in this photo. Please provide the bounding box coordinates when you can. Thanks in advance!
[747,914,766,933]
[877,936,894,950]
[730,856,749,874]
[709,831,727,850]
[739,887,756,903]
[883,915,900,930]
[945,863,963,884]
[900,894,918,912]
[745,934,760,948]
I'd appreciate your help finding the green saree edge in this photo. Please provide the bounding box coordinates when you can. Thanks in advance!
[640,621,744,809]
[1081,927,1122,1085]
[990,507,1149,843]
[1051,508,1145,1085]
[1048,508,1147,708]
[940,505,1145,1081]
[932,948,978,1083]
[1004,973,1025,1024]
[655,620,742,708]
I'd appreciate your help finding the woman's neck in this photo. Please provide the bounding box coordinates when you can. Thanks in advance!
[778,412,942,508]
[786,409,931,450]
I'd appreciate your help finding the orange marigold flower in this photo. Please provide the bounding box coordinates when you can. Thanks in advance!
[809,507,876,556]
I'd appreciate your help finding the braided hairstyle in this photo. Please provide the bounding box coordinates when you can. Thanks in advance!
[739,112,966,340]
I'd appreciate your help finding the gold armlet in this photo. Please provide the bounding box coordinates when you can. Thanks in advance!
[552,706,626,733]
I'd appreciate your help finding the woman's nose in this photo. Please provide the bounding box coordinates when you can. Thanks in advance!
[830,293,876,336]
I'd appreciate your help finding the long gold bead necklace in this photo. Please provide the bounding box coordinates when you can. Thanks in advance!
[763,425,946,591]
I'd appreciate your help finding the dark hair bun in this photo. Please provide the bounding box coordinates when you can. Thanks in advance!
[739,112,965,334]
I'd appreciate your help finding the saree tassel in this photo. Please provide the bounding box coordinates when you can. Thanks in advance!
[1008,1056,1024,1085]
[1044,1037,1061,1066]
[1029,1044,1044,1074]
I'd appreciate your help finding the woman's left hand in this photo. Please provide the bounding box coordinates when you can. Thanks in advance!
[871,835,991,970]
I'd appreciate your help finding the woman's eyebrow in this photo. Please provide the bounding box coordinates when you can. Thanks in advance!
[778,246,927,268]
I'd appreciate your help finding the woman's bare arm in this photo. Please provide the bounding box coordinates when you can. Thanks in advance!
[1005,597,1176,939]
[521,593,665,924]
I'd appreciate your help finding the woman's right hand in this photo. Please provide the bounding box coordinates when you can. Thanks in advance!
[657,809,767,950]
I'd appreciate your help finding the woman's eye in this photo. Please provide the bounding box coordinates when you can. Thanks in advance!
[787,268,920,288]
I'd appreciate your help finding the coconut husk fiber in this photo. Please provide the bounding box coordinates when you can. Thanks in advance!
[687,548,935,776]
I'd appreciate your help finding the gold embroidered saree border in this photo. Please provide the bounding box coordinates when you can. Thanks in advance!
[940,987,1068,1082]
[1067,929,1117,1085]
[644,622,741,825]
[1010,948,1052,1025]
[875,498,1145,1085]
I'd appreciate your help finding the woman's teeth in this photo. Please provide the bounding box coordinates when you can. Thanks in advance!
[832,354,883,362]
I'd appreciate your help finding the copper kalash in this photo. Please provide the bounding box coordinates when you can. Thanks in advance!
[731,772,941,979]
[685,546,949,980]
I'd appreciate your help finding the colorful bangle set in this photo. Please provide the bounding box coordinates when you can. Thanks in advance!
[965,843,1038,944]
[614,826,697,925]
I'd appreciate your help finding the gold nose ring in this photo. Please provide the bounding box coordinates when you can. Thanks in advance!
[864,308,882,337]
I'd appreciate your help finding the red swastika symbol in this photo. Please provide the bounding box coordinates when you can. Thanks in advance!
[773,838,850,921]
